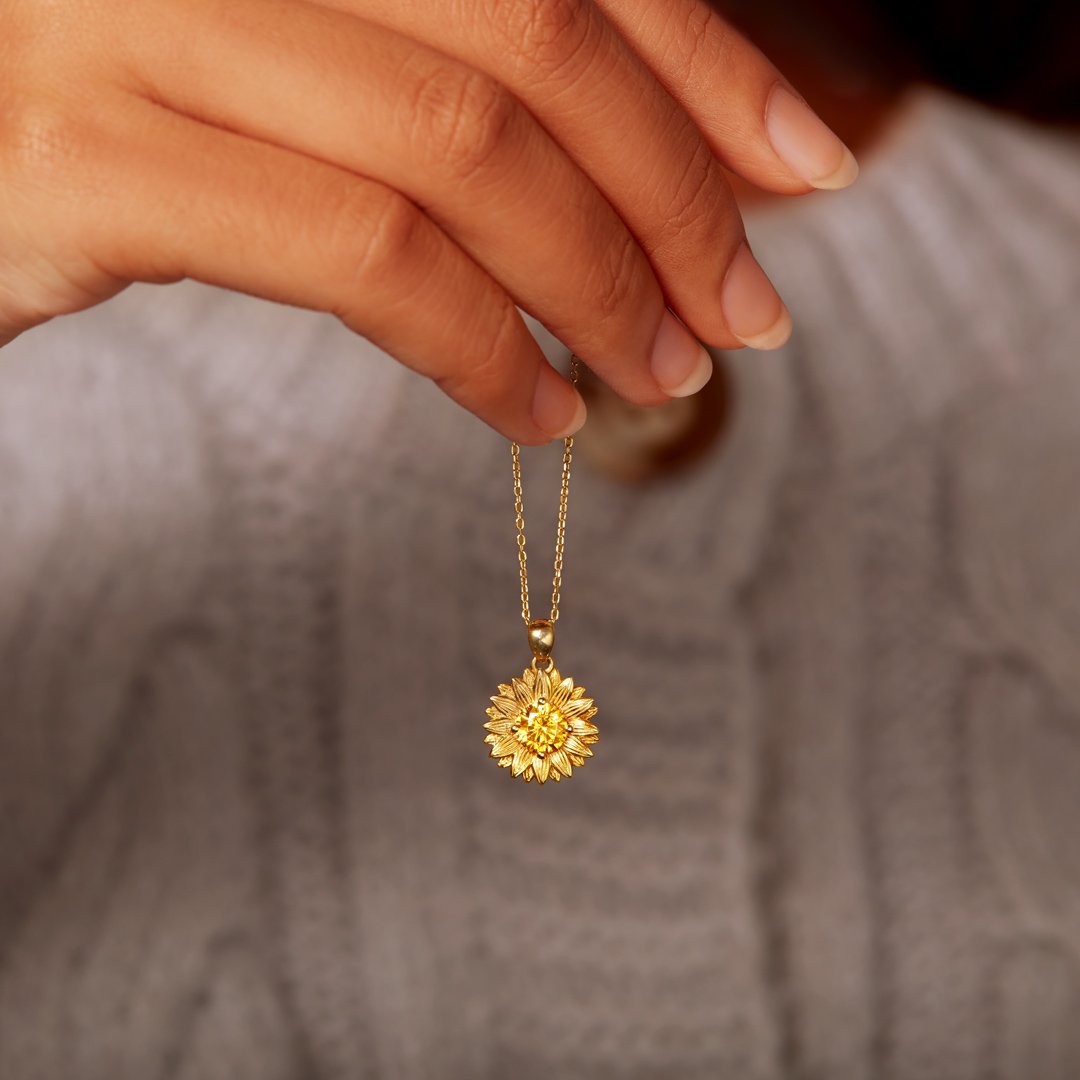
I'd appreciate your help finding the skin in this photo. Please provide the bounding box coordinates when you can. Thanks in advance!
[0,0,854,443]
[726,26,905,209]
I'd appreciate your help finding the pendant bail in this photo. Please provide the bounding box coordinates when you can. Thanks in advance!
[527,618,555,661]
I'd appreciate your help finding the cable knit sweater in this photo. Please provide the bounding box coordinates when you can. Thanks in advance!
[1,88,1079,1080]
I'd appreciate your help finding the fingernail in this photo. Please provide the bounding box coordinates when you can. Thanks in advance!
[649,310,713,397]
[720,242,793,350]
[766,83,859,190]
[532,362,587,438]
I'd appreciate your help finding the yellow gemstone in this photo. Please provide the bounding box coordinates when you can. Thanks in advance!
[512,697,569,756]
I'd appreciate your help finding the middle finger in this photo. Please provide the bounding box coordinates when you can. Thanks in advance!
[117,0,710,405]
[345,0,787,350]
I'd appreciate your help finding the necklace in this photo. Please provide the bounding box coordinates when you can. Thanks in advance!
[483,355,599,784]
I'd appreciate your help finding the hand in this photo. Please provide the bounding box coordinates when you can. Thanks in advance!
[0,0,856,442]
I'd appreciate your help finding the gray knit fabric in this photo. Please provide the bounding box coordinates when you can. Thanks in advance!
[2,88,1079,1079]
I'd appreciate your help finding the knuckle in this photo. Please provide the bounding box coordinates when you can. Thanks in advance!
[679,3,734,82]
[485,0,593,81]
[0,100,91,193]
[588,230,643,324]
[435,298,520,407]
[325,181,424,297]
[409,64,518,180]
[659,142,724,236]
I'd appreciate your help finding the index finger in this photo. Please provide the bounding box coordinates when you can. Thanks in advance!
[344,0,795,350]
[597,0,859,193]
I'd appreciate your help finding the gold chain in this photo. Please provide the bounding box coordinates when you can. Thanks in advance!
[511,354,581,626]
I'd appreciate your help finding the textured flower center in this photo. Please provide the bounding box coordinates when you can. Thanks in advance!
[513,697,569,756]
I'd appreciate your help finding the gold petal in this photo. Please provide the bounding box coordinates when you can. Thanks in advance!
[497,684,515,699]
[523,765,535,782]
[550,676,574,709]
[564,735,594,757]
[563,698,595,719]
[511,746,531,776]
[512,677,532,706]
[568,753,585,767]
[570,686,586,700]
[549,749,572,778]
[569,718,599,736]
[534,754,551,784]
[533,666,549,700]
[489,734,519,758]
[498,756,512,768]
[490,696,519,718]
[483,719,514,735]
[551,770,561,782]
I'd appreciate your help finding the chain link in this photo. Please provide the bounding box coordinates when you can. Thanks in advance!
[511,354,581,626]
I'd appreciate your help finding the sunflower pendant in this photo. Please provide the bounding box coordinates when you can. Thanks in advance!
[484,661,599,784]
